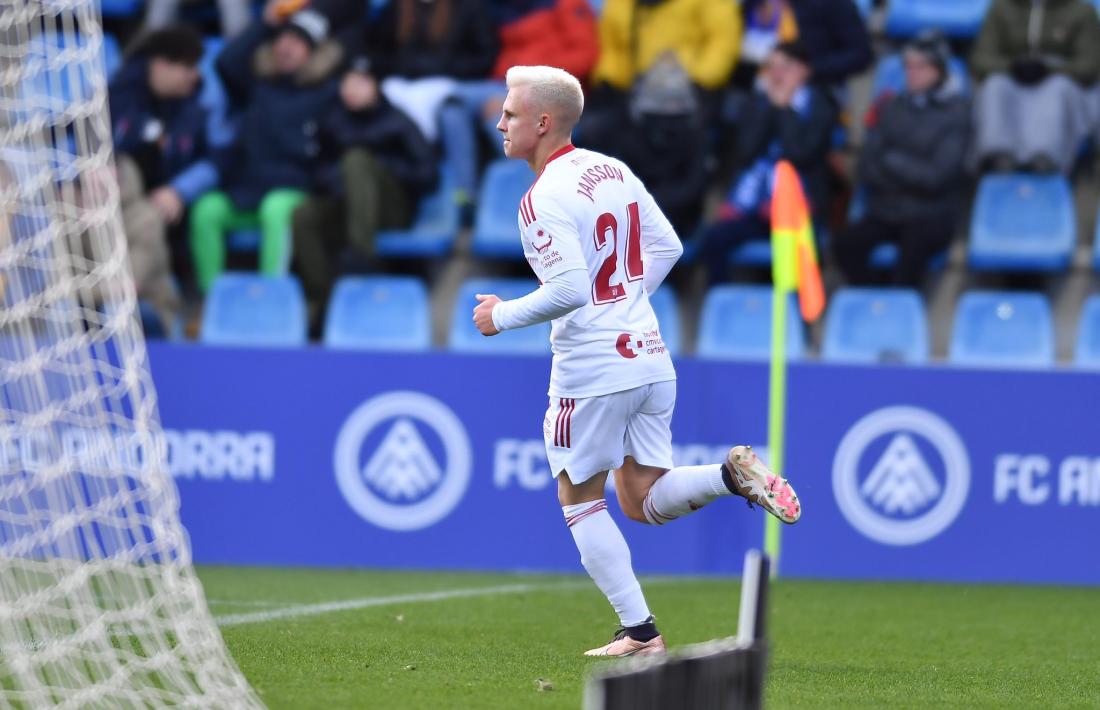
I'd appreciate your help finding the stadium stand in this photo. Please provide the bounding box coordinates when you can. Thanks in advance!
[884,0,992,38]
[968,174,1075,272]
[696,285,803,360]
[448,278,551,354]
[376,163,460,258]
[200,273,308,347]
[471,159,535,260]
[822,287,929,364]
[949,290,1055,368]
[323,276,432,351]
[1075,295,1100,368]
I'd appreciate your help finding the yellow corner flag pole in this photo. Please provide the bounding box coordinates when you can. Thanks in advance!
[767,161,825,575]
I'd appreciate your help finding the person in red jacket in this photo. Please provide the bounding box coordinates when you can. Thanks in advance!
[444,0,599,215]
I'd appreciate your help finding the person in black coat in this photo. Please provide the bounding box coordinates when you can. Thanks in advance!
[733,0,872,91]
[699,42,836,285]
[292,59,439,327]
[619,55,708,238]
[362,0,499,214]
[188,2,344,292]
[109,25,212,326]
[833,32,970,286]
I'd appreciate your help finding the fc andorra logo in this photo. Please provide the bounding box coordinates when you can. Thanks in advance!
[832,406,969,546]
[334,392,471,531]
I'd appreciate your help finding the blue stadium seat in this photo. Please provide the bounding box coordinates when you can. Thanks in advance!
[696,285,803,360]
[376,163,459,258]
[732,240,774,267]
[728,227,827,268]
[968,174,1074,272]
[949,290,1054,368]
[822,287,929,364]
[102,33,121,77]
[448,278,551,354]
[870,53,970,101]
[100,0,143,17]
[471,160,535,259]
[198,37,236,149]
[1074,295,1100,367]
[647,287,682,354]
[853,0,872,17]
[323,276,431,351]
[200,274,307,347]
[884,0,991,38]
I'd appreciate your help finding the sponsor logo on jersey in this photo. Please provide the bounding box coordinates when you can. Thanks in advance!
[615,333,642,359]
[334,392,472,531]
[833,406,969,546]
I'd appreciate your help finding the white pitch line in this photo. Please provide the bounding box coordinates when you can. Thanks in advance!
[213,581,592,628]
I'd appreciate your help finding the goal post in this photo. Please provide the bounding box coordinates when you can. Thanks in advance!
[0,1,259,705]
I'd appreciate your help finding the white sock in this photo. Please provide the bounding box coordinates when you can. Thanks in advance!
[564,500,651,627]
[642,464,731,525]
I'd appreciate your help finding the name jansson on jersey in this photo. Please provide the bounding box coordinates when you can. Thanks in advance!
[576,164,625,202]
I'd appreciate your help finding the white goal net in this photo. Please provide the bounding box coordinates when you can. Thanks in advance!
[0,1,260,706]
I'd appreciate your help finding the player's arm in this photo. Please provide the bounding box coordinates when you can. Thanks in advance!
[634,180,684,295]
[474,197,589,335]
[474,268,588,335]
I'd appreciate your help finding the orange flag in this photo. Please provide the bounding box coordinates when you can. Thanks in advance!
[771,160,825,322]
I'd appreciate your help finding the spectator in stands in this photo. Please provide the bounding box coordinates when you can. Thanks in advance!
[144,0,250,37]
[365,0,498,212]
[620,55,709,237]
[833,32,970,287]
[292,58,437,332]
[110,26,214,327]
[579,0,741,156]
[188,2,343,292]
[733,0,871,92]
[697,42,834,284]
[971,0,1100,174]
[435,0,598,215]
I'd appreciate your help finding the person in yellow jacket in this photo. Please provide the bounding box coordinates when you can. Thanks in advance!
[591,0,742,92]
[578,0,741,159]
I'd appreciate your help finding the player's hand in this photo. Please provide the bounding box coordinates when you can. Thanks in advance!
[473,293,501,336]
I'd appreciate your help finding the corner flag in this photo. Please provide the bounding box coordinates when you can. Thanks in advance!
[765,160,825,574]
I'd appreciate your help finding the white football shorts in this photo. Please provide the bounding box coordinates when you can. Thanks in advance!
[543,380,676,484]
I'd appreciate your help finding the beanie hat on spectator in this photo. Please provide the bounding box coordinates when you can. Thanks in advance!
[282,8,329,48]
[630,54,698,120]
[904,30,949,80]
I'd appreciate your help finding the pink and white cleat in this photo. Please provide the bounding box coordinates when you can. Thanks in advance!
[726,445,801,524]
[584,629,666,658]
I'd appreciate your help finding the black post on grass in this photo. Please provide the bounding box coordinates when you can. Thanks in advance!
[584,550,772,710]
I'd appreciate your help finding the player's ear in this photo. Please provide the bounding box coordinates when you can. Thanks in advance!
[538,112,551,135]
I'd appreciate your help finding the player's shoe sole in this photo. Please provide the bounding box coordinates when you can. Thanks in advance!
[584,634,666,658]
[726,445,801,524]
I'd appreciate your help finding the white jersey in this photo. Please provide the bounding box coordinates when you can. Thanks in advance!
[517,145,680,399]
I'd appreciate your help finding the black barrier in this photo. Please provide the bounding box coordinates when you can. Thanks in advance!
[584,552,771,710]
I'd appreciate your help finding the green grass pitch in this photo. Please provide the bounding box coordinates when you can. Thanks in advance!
[199,567,1099,709]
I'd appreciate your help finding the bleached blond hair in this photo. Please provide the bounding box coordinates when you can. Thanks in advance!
[505,65,585,133]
